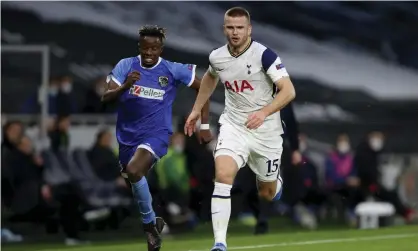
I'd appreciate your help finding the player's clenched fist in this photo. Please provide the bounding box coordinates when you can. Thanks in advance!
[245,110,267,130]
[123,71,140,89]
[184,110,201,137]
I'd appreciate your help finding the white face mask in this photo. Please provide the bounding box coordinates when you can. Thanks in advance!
[61,82,72,93]
[337,141,350,154]
[173,144,184,154]
[369,137,384,151]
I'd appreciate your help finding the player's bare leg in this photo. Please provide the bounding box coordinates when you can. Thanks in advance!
[125,148,164,251]
[211,155,239,251]
[256,175,284,202]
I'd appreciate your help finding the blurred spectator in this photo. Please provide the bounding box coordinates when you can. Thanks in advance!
[1,121,25,242]
[155,132,195,226]
[49,115,70,152]
[1,120,24,155]
[278,134,327,230]
[21,75,76,115]
[86,129,129,230]
[87,129,125,186]
[325,134,359,189]
[2,135,87,245]
[56,75,77,115]
[21,76,59,114]
[299,133,330,184]
[2,121,24,204]
[325,133,361,221]
[179,117,216,221]
[292,153,326,230]
[281,102,302,166]
[83,77,114,113]
[354,131,417,222]
[299,152,326,211]
[279,103,305,211]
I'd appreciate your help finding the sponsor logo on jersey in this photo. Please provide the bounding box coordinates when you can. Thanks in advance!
[276,63,285,70]
[187,64,194,70]
[129,85,165,100]
[158,76,169,87]
[224,80,254,93]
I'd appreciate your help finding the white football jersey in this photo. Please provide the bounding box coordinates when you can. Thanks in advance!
[208,40,289,134]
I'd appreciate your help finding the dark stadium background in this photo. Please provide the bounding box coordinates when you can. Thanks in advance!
[1,1,418,249]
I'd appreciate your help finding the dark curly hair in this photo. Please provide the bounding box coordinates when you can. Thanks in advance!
[139,25,166,43]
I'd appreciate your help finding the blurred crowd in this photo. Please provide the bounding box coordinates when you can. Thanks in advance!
[2,115,417,244]
[20,74,115,115]
[2,76,417,245]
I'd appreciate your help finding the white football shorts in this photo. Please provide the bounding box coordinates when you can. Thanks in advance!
[214,119,284,182]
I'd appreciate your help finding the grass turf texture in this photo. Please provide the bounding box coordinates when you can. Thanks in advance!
[3,225,417,251]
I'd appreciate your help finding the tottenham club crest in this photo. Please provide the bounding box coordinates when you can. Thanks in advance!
[158,76,169,87]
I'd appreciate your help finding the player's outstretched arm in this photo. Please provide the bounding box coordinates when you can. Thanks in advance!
[191,70,218,113]
[189,77,210,125]
[189,77,212,143]
[101,71,140,103]
[184,70,218,136]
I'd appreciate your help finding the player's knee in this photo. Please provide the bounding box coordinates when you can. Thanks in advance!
[215,168,236,185]
[258,187,276,201]
[214,155,239,185]
[126,159,146,181]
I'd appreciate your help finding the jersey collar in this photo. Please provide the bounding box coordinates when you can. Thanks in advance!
[137,56,162,69]
[227,38,253,58]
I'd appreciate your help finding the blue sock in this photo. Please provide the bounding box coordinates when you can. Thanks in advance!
[131,177,156,224]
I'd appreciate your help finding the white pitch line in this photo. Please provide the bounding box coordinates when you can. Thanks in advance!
[188,233,418,251]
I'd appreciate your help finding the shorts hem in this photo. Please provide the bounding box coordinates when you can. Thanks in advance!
[137,144,160,160]
[214,148,245,168]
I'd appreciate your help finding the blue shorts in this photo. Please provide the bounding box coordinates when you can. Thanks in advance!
[118,137,169,170]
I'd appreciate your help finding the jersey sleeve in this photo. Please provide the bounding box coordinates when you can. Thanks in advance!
[208,64,218,77]
[261,47,289,83]
[106,58,132,86]
[170,62,196,87]
[207,52,219,77]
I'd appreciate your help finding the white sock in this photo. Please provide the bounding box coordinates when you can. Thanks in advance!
[212,182,232,246]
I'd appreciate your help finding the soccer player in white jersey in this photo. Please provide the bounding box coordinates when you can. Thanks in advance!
[184,7,296,251]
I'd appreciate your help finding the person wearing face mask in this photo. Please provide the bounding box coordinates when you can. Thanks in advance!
[354,131,417,223]
[56,75,77,115]
[21,77,61,114]
[154,132,195,227]
[325,133,361,223]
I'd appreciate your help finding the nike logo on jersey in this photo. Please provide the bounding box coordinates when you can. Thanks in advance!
[129,85,165,100]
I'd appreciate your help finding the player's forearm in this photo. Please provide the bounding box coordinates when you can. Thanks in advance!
[262,82,296,117]
[101,84,129,103]
[200,100,210,124]
[192,72,217,112]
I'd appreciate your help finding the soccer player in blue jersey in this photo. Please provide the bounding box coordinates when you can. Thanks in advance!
[101,25,211,251]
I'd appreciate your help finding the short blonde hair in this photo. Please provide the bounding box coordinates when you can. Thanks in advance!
[225,7,251,22]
